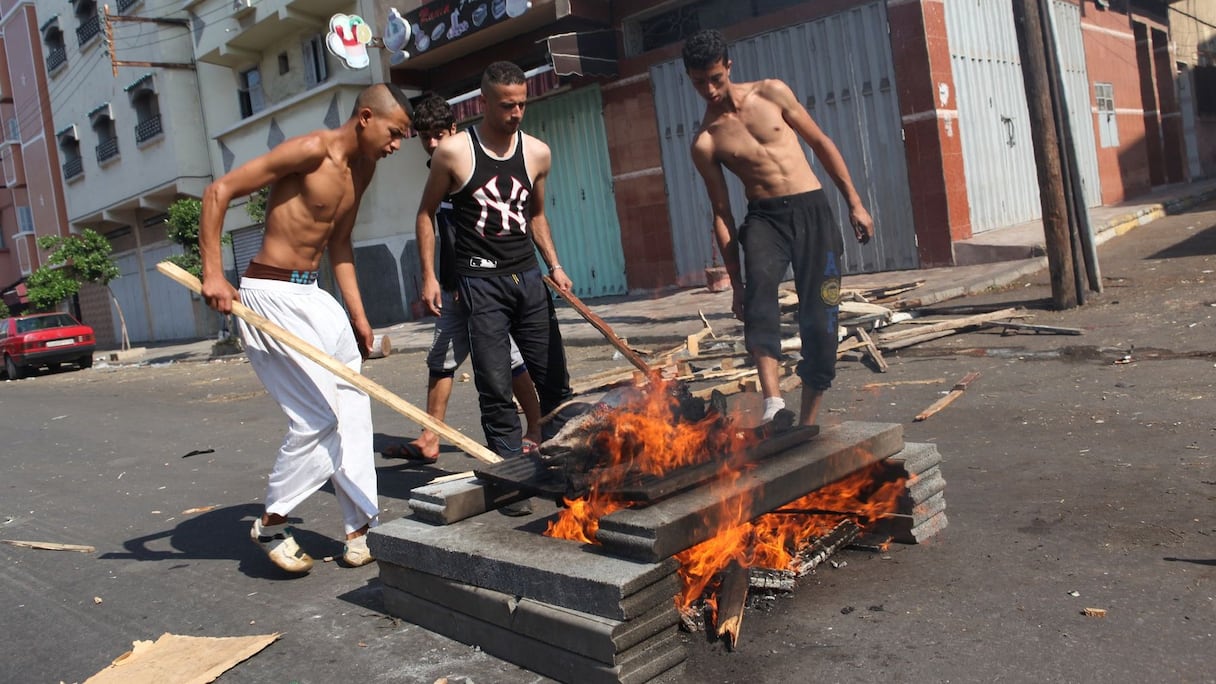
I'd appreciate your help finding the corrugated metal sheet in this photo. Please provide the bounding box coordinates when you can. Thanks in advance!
[948,0,1102,233]
[650,1,917,285]
[522,86,627,298]
[947,0,1043,233]
[230,225,264,277]
[1049,0,1102,208]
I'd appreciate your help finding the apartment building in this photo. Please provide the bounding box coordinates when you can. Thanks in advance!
[0,0,72,312]
[190,0,431,328]
[32,0,213,344]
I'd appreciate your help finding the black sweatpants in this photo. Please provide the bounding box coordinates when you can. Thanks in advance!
[458,268,572,457]
[739,190,843,391]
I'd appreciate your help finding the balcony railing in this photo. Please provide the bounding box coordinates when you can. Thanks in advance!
[46,47,67,73]
[63,157,83,180]
[134,115,162,143]
[76,15,100,47]
[95,137,119,163]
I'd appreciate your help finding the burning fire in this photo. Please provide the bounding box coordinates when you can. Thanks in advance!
[674,462,909,612]
[544,380,907,615]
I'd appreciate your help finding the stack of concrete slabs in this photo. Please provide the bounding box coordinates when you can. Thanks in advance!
[370,511,686,684]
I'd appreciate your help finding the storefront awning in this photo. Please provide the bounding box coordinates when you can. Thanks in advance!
[545,29,617,77]
[391,0,610,74]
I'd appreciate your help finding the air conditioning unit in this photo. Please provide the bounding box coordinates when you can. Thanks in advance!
[232,0,255,18]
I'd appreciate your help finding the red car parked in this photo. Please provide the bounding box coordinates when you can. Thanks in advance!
[1,312,96,379]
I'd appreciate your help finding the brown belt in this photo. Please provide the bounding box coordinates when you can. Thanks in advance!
[244,260,319,285]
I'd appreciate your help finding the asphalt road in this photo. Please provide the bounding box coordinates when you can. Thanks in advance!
[2,201,1213,684]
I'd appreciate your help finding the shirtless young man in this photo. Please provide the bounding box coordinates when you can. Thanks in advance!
[683,29,874,427]
[199,83,413,573]
[395,93,542,462]
[416,62,573,463]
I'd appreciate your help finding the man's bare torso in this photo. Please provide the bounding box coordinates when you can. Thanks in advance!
[256,132,373,271]
[698,80,823,200]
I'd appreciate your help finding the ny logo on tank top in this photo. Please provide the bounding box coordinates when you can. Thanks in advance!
[472,175,530,236]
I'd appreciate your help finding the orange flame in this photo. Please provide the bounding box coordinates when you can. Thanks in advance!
[673,462,908,609]
[545,379,753,542]
[543,380,907,613]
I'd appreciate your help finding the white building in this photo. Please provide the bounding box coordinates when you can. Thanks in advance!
[35,0,431,345]
[190,0,430,327]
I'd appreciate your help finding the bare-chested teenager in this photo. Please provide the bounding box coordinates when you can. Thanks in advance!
[683,29,874,428]
[199,83,413,573]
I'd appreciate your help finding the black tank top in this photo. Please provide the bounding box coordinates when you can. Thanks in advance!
[449,126,537,277]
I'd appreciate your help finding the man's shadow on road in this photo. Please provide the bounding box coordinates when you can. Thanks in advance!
[98,435,476,580]
[98,503,339,580]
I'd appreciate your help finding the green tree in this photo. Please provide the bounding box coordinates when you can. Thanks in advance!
[165,197,234,278]
[28,229,131,349]
[246,187,269,225]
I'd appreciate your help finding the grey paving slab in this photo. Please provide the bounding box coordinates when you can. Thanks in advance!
[407,477,525,525]
[886,441,943,477]
[595,422,905,562]
[368,514,680,619]
[877,510,950,544]
[379,564,679,663]
[904,467,946,507]
[382,586,687,684]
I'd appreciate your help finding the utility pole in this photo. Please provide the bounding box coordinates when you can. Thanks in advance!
[1012,0,1076,310]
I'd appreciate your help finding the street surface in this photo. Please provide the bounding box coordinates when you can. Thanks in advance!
[2,201,1213,683]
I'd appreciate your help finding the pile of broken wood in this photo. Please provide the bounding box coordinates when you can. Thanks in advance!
[563,280,1081,406]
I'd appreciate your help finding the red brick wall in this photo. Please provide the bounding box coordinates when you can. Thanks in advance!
[888,0,968,267]
[601,76,676,291]
[1081,8,1153,204]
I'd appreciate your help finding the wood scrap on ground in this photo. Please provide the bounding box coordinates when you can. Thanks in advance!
[2,539,95,553]
[875,308,1026,350]
[914,371,981,422]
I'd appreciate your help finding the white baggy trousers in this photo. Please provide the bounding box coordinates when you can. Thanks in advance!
[237,277,379,535]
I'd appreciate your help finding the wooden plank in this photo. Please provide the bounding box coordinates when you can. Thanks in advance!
[875,308,1022,344]
[855,328,889,373]
[715,560,749,650]
[1,539,95,553]
[984,320,1084,335]
[156,261,503,465]
[544,275,654,377]
[913,372,981,422]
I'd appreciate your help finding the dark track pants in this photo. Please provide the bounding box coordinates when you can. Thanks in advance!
[739,190,844,391]
[458,268,572,457]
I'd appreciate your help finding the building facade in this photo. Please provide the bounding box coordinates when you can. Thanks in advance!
[0,0,72,313]
[31,0,215,344]
[12,0,1204,338]
[386,0,1204,288]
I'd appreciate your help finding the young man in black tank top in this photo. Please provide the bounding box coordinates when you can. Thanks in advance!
[416,62,573,464]
[395,93,542,462]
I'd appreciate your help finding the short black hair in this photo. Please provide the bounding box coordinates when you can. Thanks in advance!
[412,93,454,132]
[351,83,415,119]
[385,83,414,118]
[481,61,527,90]
[682,29,729,71]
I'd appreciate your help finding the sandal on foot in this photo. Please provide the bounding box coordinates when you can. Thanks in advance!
[251,519,313,573]
[343,535,374,567]
[382,442,438,463]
